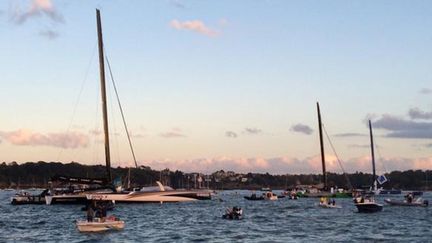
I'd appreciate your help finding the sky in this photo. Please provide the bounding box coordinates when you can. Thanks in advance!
[0,0,431,174]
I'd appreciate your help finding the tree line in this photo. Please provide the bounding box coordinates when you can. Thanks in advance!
[0,161,430,191]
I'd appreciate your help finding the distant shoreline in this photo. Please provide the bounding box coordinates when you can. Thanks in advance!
[1,161,430,191]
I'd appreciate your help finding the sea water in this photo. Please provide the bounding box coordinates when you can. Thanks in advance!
[1,190,431,242]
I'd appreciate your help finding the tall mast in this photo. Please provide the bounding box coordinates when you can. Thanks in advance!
[369,120,376,189]
[317,102,327,190]
[96,9,112,182]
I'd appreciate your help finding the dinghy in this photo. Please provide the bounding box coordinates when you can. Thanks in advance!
[384,198,428,207]
[76,217,125,232]
[318,197,341,208]
[319,202,342,209]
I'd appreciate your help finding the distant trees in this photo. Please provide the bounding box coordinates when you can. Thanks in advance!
[0,161,430,190]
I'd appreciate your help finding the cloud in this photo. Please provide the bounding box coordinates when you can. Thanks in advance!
[129,131,145,138]
[39,29,59,39]
[89,129,102,136]
[169,0,185,8]
[348,144,370,148]
[225,131,238,138]
[160,128,186,138]
[372,114,432,139]
[11,0,64,25]
[218,18,228,26]
[334,133,367,137]
[290,123,313,135]
[170,19,218,37]
[244,127,262,135]
[419,88,432,94]
[0,129,88,149]
[408,107,432,120]
[139,154,432,174]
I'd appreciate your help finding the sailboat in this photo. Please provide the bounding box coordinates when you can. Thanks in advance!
[79,9,212,203]
[353,120,383,213]
[302,102,351,198]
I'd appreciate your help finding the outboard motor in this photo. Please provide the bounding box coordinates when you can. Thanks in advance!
[424,200,429,206]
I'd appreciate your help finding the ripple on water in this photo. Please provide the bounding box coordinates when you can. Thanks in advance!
[1,190,432,242]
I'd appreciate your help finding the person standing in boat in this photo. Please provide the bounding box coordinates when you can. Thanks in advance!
[87,201,95,222]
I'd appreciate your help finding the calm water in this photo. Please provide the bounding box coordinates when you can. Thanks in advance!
[1,190,431,242]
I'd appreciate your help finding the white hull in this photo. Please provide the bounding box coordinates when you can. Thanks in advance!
[76,220,124,232]
[86,189,212,203]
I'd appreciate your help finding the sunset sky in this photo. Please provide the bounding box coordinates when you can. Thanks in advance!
[0,0,431,174]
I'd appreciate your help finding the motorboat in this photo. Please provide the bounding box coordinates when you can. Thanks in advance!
[354,196,383,213]
[10,189,48,205]
[384,197,428,207]
[76,217,124,232]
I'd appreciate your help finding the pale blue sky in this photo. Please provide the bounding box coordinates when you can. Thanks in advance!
[0,0,431,173]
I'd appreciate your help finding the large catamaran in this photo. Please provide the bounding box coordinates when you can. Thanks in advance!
[301,102,352,198]
[47,9,212,204]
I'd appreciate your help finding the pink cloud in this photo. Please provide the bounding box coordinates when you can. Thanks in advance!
[11,0,64,24]
[132,155,432,174]
[0,129,88,149]
[170,19,218,37]
[160,128,187,138]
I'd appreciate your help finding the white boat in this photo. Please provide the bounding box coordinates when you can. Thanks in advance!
[318,197,341,208]
[76,219,125,232]
[263,191,278,201]
[86,181,212,203]
[318,202,342,209]
[384,198,429,207]
[45,10,213,204]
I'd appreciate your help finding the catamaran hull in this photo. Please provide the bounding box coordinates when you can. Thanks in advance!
[86,190,212,203]
[45,195,88,205]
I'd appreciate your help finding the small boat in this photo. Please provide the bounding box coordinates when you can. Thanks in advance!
[264,191,278,201]
[319,197,341,209]
[354,196,383,213]
[319,202,342,209]
[76,217,125,232]
[10,189,49,205]
[222,207,243,220]
[384,198,428,207]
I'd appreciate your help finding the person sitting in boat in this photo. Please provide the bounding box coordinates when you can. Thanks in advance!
[406,193,414,203]
[332,199,336,206]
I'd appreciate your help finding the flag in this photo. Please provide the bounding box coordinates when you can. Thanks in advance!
[377,174,388,185]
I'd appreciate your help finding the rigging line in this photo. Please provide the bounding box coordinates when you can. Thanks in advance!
[375,143,388,175]
[105,54,138,169]
[322,125,353,190]
[107,73,122,167]
[57,42,98,161]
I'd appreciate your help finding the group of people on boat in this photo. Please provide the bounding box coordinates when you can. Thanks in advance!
[86,200,108,222]
[320,197,336,206]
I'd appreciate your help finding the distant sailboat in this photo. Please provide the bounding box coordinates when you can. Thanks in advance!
[353,120,383,213]
[302,102,351,198]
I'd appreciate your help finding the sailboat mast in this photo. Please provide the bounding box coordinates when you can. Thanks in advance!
[369,120,376,189]
[96,9,112,182]
[317,102,327,190]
